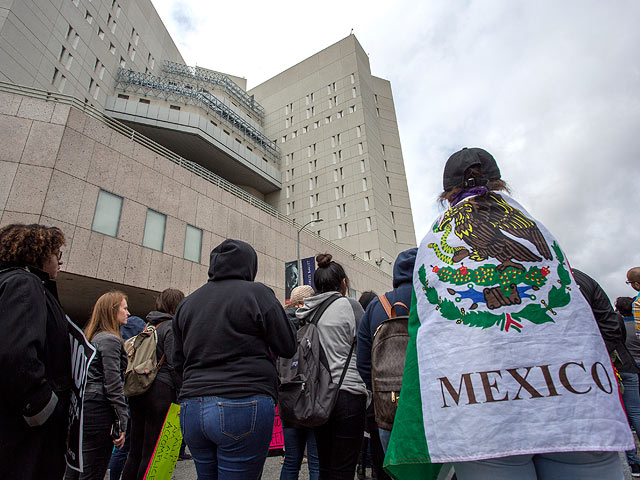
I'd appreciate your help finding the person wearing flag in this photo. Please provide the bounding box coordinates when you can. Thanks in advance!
[384,147,632,480]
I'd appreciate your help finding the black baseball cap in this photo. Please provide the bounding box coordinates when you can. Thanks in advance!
[443,147,501,191]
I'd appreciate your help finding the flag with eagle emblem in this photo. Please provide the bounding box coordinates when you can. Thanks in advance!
[384,192,632,479]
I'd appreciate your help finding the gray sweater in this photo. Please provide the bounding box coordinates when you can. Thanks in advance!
[297,291,367,396]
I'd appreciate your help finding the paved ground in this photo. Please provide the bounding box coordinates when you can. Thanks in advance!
[170,452,632,479]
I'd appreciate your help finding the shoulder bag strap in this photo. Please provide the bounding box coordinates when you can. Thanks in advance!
[378,294,394,318]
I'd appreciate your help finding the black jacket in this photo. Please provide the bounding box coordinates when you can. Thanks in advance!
[0,262,71,432]
[146,310,181,390]
[85,331,129,432]
[573,269,639,374]
[173,239,296,401]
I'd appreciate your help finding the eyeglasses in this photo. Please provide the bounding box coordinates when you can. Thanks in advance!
[627,280,636,285]
[57,250,63,261]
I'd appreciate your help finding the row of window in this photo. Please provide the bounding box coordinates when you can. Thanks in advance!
[59,0,155,100]
[91,190,203,263]
[281,104,357,143]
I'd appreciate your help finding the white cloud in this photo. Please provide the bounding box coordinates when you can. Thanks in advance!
[151,0,640,300]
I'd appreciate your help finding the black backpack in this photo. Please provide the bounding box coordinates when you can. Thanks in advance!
[278,295,355,427]
[371,294,409,430]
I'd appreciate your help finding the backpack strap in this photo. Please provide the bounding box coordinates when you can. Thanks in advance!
[378,295,409,318]
[337,338,356,389]
[309,294,342,326]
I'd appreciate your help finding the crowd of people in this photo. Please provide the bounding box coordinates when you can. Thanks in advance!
[1,147,639,480]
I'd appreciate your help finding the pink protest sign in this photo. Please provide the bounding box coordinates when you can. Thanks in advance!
[270,406,284,450]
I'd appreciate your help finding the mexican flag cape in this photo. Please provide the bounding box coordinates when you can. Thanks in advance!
[384,193,632,478]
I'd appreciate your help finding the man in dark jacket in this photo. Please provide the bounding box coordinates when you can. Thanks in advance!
[356,247,417,476]
[173,239,296,478]
[573,269,640,476]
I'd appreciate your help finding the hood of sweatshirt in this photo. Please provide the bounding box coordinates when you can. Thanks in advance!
[146,310,173,326]
[207,239,257,282]
[392,247,418,288]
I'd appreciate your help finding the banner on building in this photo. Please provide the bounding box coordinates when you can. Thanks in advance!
[65,317,96,472]
[285,257,316,302]
[300,257,316,291]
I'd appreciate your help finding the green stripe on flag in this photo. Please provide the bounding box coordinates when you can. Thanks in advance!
[384,288,442,480]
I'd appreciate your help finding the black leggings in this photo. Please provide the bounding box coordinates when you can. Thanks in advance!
[121,380,175,480]
[314,391,366,480]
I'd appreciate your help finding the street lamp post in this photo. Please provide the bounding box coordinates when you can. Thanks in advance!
[297,218,323,287]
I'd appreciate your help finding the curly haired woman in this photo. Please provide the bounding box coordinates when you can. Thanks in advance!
[0,223,71,480]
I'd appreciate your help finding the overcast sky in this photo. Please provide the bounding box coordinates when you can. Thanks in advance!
[150,0,639,301]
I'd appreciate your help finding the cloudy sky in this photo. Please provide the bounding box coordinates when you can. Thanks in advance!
[150,0,639,301]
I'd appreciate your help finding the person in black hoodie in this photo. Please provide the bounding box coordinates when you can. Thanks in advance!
[0,223,71,480]
[173,239,296,479]
[121,288,185,480]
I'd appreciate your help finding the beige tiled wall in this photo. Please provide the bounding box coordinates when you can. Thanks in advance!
[0,92,393,303]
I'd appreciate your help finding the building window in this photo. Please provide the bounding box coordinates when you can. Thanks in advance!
[376,107,380,117]
[92,190,122,237]
[389,193,393,205]
[364,250,371,261]
[391,211,395,224]
[332,152,337,164]
[139,98,150,104]
[349,105,356,113]
[384,160,388,171]
[120,56,126,68]
[338,225,343,239]
[303,125,308,134]
[314,121,319,129]
[184,225,202,262]
[117,94,129,99]
[333,170,338,182]
[364,197,369,211]
[356,126,361,137]
[393,230,398,242]
[374,94,378,104]
[309,196,314,208]
[170,105,181,111]
[97,27,104,40]
[352,87,357,98]
[85,10,93,24]
[309,179,313,190]
[360,159,365,172]
[350,73,355,84]
[358,143,363,154]
[325,116,331,124]
[336,206,341,219]
[335,187,340,200]
[362,178,367,191]
[142,209,166,251]
[367,217,372,232]
[386,176,391,187]
[110,42,116,55]
[342,203,347,216]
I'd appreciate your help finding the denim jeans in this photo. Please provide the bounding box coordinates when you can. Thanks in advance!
[452,451,623,480]
[314,391,366,480]
[621,372,640,465]
[180,395,275,480]
[378,427,391,453]
[280,427,319,480]
[64,393,116,480]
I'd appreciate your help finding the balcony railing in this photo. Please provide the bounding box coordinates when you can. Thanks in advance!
[116,69,280,163]
[163,61,265,120]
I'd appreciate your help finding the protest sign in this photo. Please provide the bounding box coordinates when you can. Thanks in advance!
[144,403,182,480]
[65,317,96,472]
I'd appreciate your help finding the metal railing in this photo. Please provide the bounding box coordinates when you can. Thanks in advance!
[115,69,280,164]
[162,61,265,120]
[0,81,390,278]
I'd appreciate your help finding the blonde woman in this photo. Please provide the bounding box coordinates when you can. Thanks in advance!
[65,291,130,480]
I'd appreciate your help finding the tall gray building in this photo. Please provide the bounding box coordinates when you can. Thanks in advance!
[0,0,413,320]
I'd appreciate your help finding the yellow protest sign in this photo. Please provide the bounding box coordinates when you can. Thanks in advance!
[144,403,182,480]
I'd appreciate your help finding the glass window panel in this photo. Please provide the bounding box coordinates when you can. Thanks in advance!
[142,209,166,251]
[184,224,202,263]
[92,190,122,237]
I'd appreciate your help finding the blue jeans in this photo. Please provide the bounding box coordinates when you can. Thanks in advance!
[378,428,391,453]
[180,395,275,480]
[452,451,623,480]
[280,427,319,480]
[621,372,640,465]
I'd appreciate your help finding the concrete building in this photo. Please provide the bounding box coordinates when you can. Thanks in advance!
[250,36,416,267]
[0,0,414,322]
